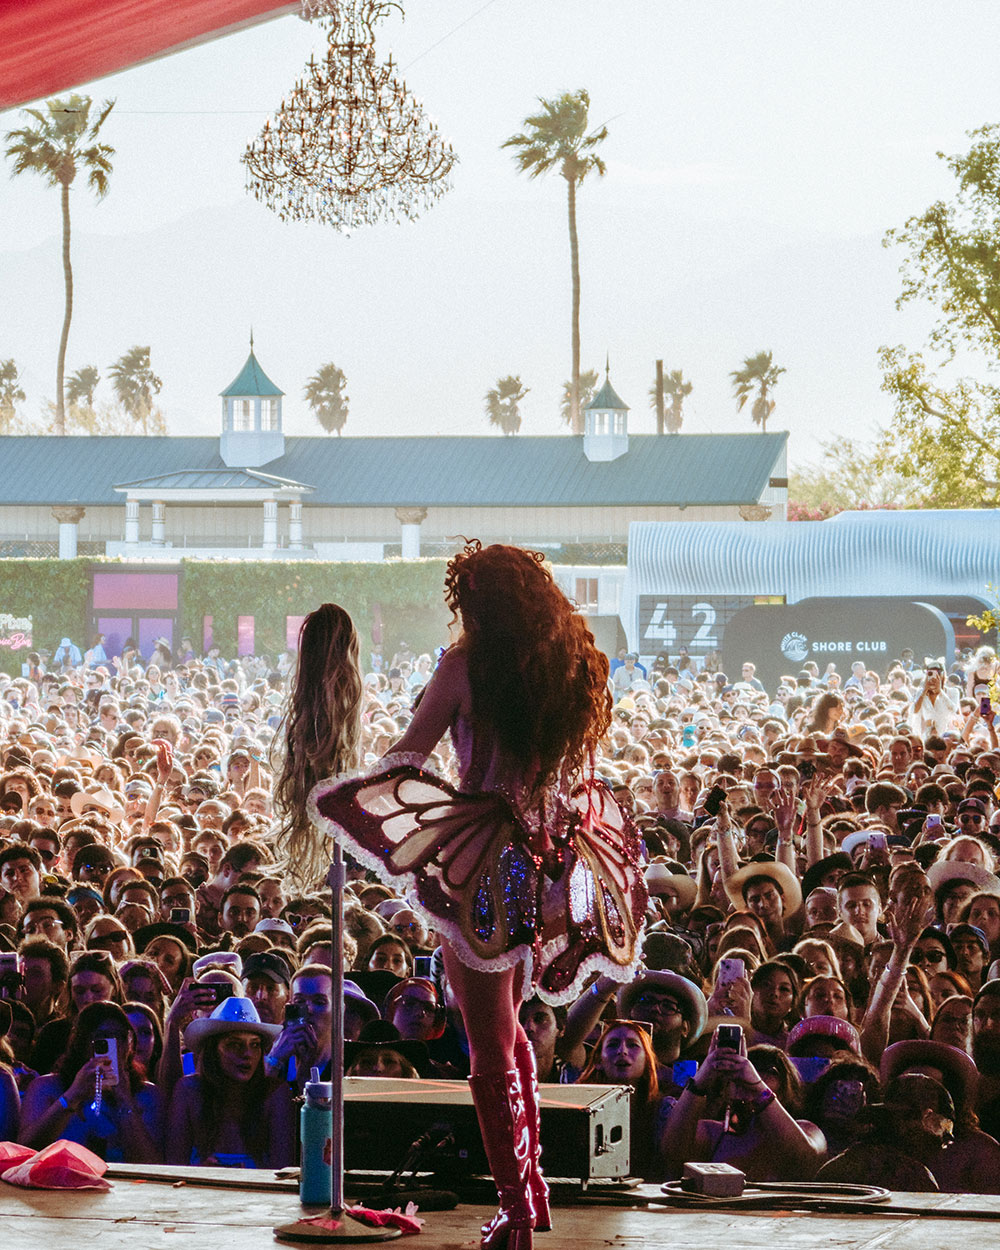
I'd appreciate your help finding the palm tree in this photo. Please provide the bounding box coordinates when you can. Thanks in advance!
[304,363,349,435]
[504,90,608,435]
[648,369,693,434]
[66,364,100,412]
[0,359,26,431]
[484,375,529,436]
[109,346,162,433]
[4,94,114,435]
[730,350,786,432]
[559,367,599,427]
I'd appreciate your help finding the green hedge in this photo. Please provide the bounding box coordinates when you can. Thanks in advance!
[0,558,452,673]
[0,559,91,675]
[180,559,452,661]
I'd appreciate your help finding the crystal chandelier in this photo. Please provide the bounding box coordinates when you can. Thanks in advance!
[244,1,457,231]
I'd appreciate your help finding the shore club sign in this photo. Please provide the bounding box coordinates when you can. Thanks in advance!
[720,598,955,690]
[0,614,32,650]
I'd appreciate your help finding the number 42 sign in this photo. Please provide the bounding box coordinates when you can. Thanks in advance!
[638,596,752,652]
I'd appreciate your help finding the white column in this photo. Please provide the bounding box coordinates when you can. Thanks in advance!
[263,499,278,551]
[52,506,84,559]
[151,500,166,547]
[395,506,427,559]
[288,500,303,550]
[124,499,140,547]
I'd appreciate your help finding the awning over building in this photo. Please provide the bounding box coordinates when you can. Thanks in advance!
[0,0,296,111]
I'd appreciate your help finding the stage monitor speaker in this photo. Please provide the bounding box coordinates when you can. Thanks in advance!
[343,1077,630,1185]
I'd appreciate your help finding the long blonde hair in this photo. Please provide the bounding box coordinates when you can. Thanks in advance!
[273,604,362,885]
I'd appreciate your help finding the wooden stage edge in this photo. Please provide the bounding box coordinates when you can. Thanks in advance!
[0,1163,998,1249]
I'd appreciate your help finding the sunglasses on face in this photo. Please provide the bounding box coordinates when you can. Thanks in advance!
[910,949,947,965]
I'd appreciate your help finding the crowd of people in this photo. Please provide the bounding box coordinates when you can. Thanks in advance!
[1,613,1000,1198]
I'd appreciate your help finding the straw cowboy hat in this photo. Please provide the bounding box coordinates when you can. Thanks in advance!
[644,862,697,909]
[70,788,124,824]
[725,859,802,913]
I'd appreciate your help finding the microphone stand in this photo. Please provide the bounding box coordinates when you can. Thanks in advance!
[274,840,401,1244]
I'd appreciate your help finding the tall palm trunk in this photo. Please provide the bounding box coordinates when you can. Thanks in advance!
[567,173,582,435]
[56,178,73,436]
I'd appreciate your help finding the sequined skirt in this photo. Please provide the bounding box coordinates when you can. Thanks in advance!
[309,757,648,1006]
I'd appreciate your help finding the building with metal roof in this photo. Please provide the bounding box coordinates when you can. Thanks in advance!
[621,509,999,669]
[0,349,789,561]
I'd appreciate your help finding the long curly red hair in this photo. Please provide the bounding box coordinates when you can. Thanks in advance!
[444,541,611,786]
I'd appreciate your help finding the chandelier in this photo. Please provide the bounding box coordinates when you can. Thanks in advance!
[243,1,457,231]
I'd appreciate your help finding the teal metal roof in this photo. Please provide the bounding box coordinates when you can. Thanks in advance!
[219,351,284,398]
[0,432,786,508]
[586,374,629,411]
[113,468,313,492]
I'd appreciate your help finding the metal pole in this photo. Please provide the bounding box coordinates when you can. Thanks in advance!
[330,839,346,1214]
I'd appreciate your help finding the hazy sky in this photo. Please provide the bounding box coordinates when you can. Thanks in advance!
[2,1,999,466]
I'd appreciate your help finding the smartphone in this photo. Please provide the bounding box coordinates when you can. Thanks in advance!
[982,697,993,719]
[92,1037,120,1087]
[672,1060,698,1087]
[703,786,727,817]
[199,982,230,1006]
[170,907,191,924]
[797,758,816,781]
[868,831,888,852]
[717,957,746,986]
[926,814,943,830]
[715,1024,742,1050]
[413,955,433,978]
[0,951,21,999]
[284,1003,304,1025]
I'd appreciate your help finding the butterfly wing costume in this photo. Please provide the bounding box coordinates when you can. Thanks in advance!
[309,754,647,1006]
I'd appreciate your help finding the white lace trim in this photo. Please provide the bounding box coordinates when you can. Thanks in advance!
[306,761,644,1008]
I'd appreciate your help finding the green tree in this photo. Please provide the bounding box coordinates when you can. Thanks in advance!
[4,94,114,435]
[66,364,99,413]
[730,350,785,432]
[648,368,692,434]
[789,432,925,513]
[879,124,1000,504]
[504,90,608,435]
[0,359,26,431]
[484,375,529,436]
[304,363,349,435]
[559,367,599,427]
[109,346,162,433]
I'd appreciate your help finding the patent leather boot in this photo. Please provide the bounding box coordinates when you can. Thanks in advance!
[513,1039,551,1232]
[468,1068,534,1250]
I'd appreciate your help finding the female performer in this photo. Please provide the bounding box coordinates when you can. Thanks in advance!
[278,544,647,1250]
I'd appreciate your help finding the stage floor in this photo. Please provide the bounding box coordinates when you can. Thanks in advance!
[0,1164,998,1248]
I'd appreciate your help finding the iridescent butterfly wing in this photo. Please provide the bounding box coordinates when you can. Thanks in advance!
[313,763,539,962]
[536,780,647,998]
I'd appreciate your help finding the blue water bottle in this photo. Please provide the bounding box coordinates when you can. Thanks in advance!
[299,1066,333,1206]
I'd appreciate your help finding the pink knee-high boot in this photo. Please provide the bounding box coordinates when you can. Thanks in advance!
[468,1069,534,1250]
[513,1039,551,1232]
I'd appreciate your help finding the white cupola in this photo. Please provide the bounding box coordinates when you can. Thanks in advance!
[219,334,285,467]
[583,360,629,462]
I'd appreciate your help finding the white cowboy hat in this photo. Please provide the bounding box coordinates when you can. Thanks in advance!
[183,996,281,1051]
[70,787,124,824]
